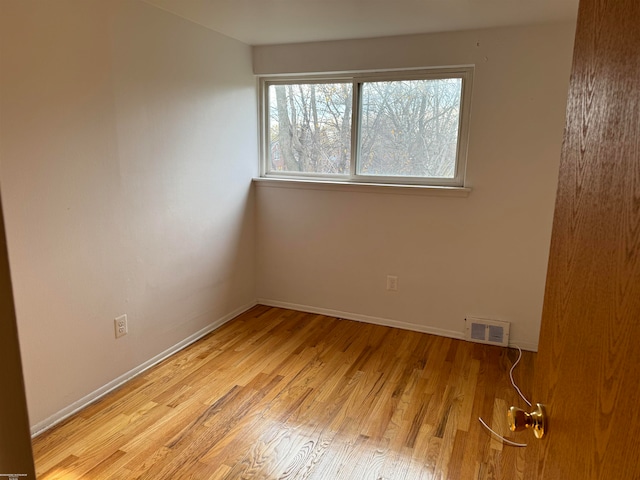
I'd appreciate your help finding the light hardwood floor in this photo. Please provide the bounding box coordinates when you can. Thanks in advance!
[32,305,535,479]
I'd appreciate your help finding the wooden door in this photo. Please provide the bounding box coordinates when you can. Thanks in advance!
[526,0,640,478]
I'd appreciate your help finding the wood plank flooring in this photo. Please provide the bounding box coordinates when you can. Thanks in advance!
[32,305,535,479]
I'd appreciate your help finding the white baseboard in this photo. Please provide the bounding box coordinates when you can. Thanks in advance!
[30,301,257,438]
[31,299,537,437]
[257,299,538,352]
[256,298,465,339]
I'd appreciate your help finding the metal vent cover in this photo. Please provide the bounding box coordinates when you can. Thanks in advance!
[464,317,510,347]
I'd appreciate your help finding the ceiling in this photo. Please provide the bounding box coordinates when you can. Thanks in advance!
[142,0,579,46]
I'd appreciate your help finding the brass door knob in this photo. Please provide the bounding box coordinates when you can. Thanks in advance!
[508,403,547,439]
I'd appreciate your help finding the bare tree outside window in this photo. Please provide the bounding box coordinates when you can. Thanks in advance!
[263,68,471,186]
[269,83,352,175]
[359,79,462,178]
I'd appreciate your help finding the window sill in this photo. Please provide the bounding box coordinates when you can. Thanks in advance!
[252,177,472,197]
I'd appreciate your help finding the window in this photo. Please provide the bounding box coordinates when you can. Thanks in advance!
[260,67,473,187]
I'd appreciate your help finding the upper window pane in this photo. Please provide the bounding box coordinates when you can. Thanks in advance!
[358,78,462,178]
[268,83,353,175]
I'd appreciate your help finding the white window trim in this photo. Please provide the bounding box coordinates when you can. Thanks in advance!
[258,66,474,188]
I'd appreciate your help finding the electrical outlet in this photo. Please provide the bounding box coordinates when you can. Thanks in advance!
[114,314,128,338]
[386,275,398,291]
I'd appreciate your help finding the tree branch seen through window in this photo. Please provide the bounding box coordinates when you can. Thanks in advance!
[262,68,472,187]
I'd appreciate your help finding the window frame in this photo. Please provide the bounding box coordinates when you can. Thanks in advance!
[259,67,474,188]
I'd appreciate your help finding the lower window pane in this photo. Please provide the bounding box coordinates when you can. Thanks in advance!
[358,78,462,178]
[268,83,352,175]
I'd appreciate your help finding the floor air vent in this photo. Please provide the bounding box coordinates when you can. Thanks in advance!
[465,317,510,347]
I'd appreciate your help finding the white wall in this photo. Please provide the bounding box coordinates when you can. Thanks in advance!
[253,23,575,350]
[0,0,257,428]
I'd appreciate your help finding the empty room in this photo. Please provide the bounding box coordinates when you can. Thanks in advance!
[2,0,640,478]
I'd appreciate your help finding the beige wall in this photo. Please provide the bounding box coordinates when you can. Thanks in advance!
[253,23,576,350]
[0,0,257,428]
